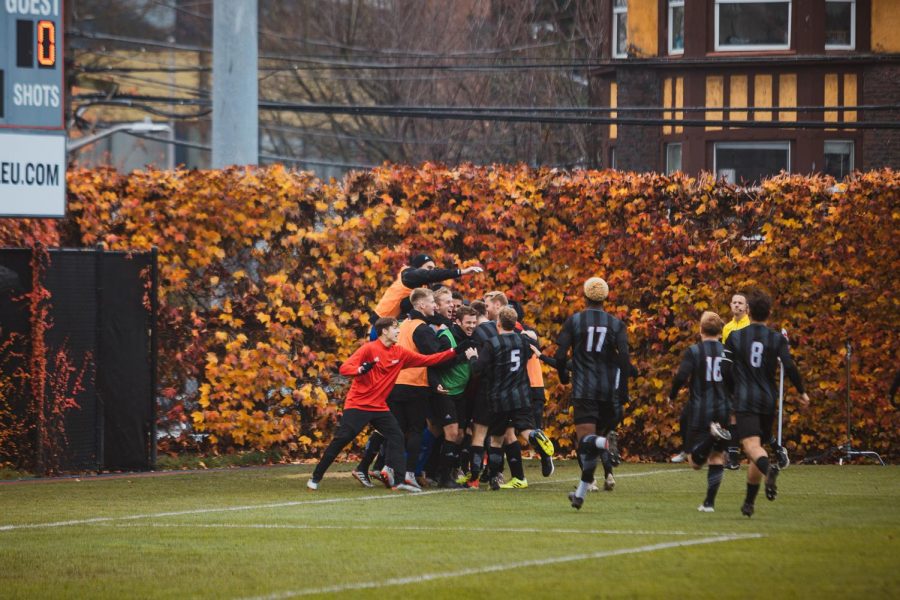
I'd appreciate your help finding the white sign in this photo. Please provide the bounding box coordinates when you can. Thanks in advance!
[0,131,65,217]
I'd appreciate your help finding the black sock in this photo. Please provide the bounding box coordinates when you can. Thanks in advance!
[459,434,472,474]
[601,450,613,478]
[577,437,599,483]
[705,464,725,506]
[691,434,716,465]
[469,445,484,479]
[487,446,504,478]
[504,442,525,480]
[357,432,384,472]
[755,455,770,475]
[745,482,760,505]
[438,442,460,482]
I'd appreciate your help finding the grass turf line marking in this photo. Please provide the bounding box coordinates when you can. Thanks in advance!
[240,534,763,599]
[103,522,748,537]
[0,468,686,532]
[0,489,456,532]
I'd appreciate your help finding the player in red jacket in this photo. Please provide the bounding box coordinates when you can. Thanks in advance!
[308,317,475,492]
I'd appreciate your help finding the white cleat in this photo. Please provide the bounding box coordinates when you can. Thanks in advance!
[603,474,616,491]
[697,503,715,513]
[307,478,319,491]
[671,451,688,463]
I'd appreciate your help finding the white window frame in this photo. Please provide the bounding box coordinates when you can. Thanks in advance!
[613,0,628,59]
[825,0,856,50]
[714,0,792,52]
[823,140,855,177]
[713,141,791,183]
[668,0,685,55]
[666,143,683,174]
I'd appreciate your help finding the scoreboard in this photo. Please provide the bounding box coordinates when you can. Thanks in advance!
[1,0,66,217]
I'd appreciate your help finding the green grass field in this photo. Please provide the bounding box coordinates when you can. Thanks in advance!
[1,461,897,599]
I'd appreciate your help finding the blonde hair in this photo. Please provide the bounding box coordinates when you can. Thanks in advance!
[409,287,434,307]
[583,277,609,302]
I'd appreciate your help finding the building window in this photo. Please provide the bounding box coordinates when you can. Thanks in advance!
[714,142,790,184]
[669,1,685,54]
[666,144,683,174]
[613,0,628,58]
[715,1,791,52]
[825,0,855,50]
[823,141,854,179]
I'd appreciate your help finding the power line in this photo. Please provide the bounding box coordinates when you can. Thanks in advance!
[125,131,377,169]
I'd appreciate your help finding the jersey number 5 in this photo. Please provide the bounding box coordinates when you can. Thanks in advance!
[510,349,521,372]
[586,326,608,352]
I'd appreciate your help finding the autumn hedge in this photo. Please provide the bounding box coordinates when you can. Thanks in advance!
[1,164,897,462]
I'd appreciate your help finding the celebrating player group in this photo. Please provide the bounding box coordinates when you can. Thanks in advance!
[308,254,809,517]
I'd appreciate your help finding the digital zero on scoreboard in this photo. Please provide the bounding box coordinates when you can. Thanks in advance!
[2,0,65,129]
[1,1,66,217]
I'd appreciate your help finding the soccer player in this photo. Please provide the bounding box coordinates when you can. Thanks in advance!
[373,254,482,322]
[554,277,629,510]
[470,306,535,490]
[723,290,810,518]
[668,311,733,512]
[307,317,472,492]
[431,304,480,487]
[721,291,750,469]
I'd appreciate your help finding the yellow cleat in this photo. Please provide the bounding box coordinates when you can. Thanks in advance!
[499,477,528,489]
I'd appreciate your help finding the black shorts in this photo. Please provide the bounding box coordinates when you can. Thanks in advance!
[512,404,535,432]
[687,427,729,453]
[573,397,617,430]
[487,409,515,437]
[431,393,466,427]
[735,412,775,442]
[471,393,493,427]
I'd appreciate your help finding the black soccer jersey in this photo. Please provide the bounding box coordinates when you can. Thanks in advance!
[670,340,732,428]
[472,332,532,413]
[723,323,805,415]
[554,308,630,402]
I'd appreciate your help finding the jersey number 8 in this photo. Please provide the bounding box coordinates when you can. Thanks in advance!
[750,341,764,368]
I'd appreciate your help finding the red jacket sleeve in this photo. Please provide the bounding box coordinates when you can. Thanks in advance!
[399,346,455,369]
[339,344,370,376]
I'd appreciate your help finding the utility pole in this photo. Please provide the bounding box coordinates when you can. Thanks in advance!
[212,0,258,167]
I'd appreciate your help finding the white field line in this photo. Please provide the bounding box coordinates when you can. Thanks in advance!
[0,468,688,533]
[240,534,764,600]
[102,522,745,537]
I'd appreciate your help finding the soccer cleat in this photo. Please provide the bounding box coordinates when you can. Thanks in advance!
[587,480,600,492]
[415,474,432,489]
[465,478,480,490]
[455,473,470,485]
[307,478,320,491]
[351,470,374,488]
[568,491,584,510]
[776,446,790,470]
[698,502,715,513]
[603,473,616,491]
[765,465,780,501]
[378,466,395,489]
[540,453,555,477]
[531,430,555,458]
[393,483,423,493]
[499,477,528,489]
[671,451,688,463]
[741,502,755,518]
[369,470,385,484]
[438,478,466,489]
[489,475,502,491]
[404,475,423,491]
[710,422,732,441]
[479,468,491,483]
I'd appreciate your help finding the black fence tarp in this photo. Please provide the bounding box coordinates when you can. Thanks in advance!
[0,247,157,472]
